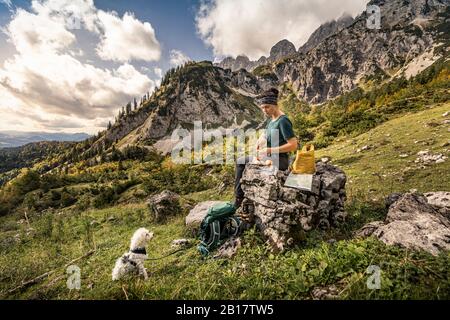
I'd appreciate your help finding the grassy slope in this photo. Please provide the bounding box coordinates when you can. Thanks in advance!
[1,104,450,300]
[316,102,450,200]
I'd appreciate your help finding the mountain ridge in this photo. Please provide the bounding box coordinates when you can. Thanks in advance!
[0,131,90,149]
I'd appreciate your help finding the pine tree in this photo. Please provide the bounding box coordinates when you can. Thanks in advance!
[134,98,137,110]
[126,102,132,115]
[107,121,112,130]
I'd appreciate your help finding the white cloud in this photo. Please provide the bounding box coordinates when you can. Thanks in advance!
[6,8,76,54]
[153,67,163,78]
[96,11,161,62]
[196,0,369,60]
[169,49,191,67]
[30,0,99,32]
[0,0,12,9]
[0,0,158,134]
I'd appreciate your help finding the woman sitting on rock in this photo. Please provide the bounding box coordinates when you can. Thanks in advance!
[234,88,298,208]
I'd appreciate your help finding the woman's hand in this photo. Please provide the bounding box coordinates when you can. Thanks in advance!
[257,147,271,160]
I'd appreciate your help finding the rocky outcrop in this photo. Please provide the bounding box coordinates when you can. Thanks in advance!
[240,162,347,252]
[217,0,448,104]
[425,191,450,215]
[269,40,297,62]
[147,190,182,222]
[299,13,355,53]
[356,192,450,256]
[275,0,448,103]
[185,201,227,232]
[92,62,266,155]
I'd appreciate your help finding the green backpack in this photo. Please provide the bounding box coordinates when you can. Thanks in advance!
[197,202,241,256]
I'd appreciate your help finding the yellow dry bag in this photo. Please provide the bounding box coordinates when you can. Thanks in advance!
[291,144,316,174]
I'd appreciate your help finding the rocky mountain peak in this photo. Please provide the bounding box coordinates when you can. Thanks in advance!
[299,14,355,53]
[93,61,266,155]
[215,39,296,72]
[269,39,297,61]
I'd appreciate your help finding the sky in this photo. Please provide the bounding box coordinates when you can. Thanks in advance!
[0,0,369,135]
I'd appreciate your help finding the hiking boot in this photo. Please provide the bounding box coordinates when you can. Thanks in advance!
[237,199,255,224]
[233,197,244,209]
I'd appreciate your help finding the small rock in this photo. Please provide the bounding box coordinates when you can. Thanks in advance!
[171,239,191,248]
[385,192,403,209]
[399,154,409,158]
[185,201,226,231]
[214,237,241,259]
[311,285,340,300]
[354,221,384,238]
[443,111,450,117]
[147,190,182,223]
[356,145,370,153]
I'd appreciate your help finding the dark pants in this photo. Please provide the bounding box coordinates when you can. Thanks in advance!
[234,154,289,205]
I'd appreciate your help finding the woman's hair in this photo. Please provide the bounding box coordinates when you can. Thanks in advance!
[256,88,279,106]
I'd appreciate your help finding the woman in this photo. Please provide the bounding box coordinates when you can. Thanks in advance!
[234,88,298,208]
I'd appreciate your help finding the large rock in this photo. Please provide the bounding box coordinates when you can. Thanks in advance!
[185,201,226,231]
[240,161,347,252]
[356,192,450,256]
[147,190,182,222]
[424,192,450,216]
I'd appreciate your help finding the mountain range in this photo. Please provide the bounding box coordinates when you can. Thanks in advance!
[0,131,90,149]
[83,0,449,158]
[2,0,449,163]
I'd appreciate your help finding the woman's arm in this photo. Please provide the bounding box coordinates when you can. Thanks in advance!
[256,132,267,150]
[267,137,298,154]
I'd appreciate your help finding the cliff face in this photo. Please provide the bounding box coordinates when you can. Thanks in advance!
[299,13,355,54]
[217,0,449,104]
[91,62,266,154]
[273,0,449,103]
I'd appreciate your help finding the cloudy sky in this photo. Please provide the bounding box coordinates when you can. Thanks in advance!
[0,0,368,135]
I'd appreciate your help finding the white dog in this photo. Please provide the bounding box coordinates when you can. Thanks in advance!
[112,228,154,281]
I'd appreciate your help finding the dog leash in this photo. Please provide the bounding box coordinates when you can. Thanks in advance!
[146,247,189,261]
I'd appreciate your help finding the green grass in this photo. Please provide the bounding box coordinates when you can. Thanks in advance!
[316,102,450,200]
[0,103,449,300]
[1,201,449,300]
